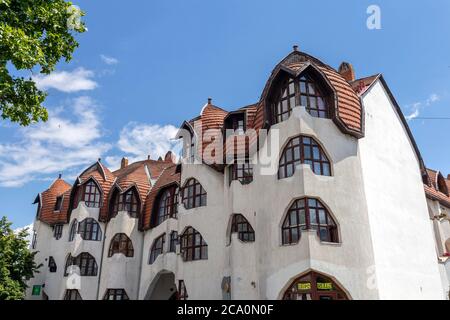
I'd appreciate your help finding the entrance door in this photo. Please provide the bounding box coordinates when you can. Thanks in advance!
[282,271,349,300]
[145,271,178,300]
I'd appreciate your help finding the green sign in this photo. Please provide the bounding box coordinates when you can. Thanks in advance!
[297,282,311,290]
[317,282,333,290]
[32,285,41,296]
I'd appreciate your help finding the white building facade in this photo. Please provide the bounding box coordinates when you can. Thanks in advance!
[26,48,450,300]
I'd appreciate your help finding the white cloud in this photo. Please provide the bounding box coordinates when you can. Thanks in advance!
[406,93,440,121]
[106,123,181,170]
[100,54,119,65]
[33,68,98,93]
[0,96,110,187]
[14,223,33,244]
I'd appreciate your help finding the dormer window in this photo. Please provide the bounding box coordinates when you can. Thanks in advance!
[74,179,101,209]
[225,112,246,135]
[272,71,331,124]
[109,188,140,218]
[437,173,449,196]
[153,185,179,226]
[54,196,63,212]
[299,75,328,118]
[83,180,101,208]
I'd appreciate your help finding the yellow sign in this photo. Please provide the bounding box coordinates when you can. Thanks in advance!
[297,282,311,290]
[317,282,333,290]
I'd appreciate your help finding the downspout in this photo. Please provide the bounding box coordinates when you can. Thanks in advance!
[96,220,108,300]
[136,226,144,300]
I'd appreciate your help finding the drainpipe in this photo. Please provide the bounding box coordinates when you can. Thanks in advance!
[96,220,108,300]
[136,227,145,300]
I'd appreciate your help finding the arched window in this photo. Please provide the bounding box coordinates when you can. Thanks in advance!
[282,198,338,244]
[180,227,207,261]
[48,256,57,273]
[82,180,101,207]
[231,214,255,242]
[64,252,98,276]
[283,271,349,300]
[272,72,330,124]
[78,218,102,241]
[182,179,206,209]
[123,189,139,217]
[64,289,82,300]
[275,78,296,123]
[169,231,179,252]
[156,185,179,226]
[103,289,129,300]
[149,233,165,264]
[110,189,123,218]
[108,233,134,257]
[299,75,328,118]
[109,188,140,218]
[278,135,331,179]
[178,280,188,300]
[68,219,78,242]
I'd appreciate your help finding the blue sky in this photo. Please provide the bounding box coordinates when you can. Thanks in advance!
[1,0,449,228]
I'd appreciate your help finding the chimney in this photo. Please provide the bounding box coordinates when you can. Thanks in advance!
[121,157,128,169]
[293,45,299,52]
[58,173,62,179]
[158,156,163,161]
[338,62,355,82]
[164,151,176,163]
[147,155,151,160]
[207,97,212,105]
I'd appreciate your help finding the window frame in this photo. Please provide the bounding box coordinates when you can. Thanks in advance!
[54,196,63,212]
[271,71,331,124]
[75,179,101,208]
[155,185,179,226]
[64,289,82,300]
[77,218,102,241]
[103,289,129,300]
[231,214,255,242]
[108,233,134,258]
[182,178,207,210]
[69,219,78,242]
[282,197,338,245]
[53,224,63,240]
[180,227,208,262]
[178,280,188,300]
[278,135,331,179]
[169,231,179,253]
[149,233,165,264]
[48,256,57,273]
[64,252,98,277]
[230,161,254,185]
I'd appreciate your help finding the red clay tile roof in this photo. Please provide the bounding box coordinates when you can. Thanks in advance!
[36,158,176,225]
[111,159,174,221]
[141,164,181,230]
[36,177,72,225]
[424,168,450,207]
[76,162,116,222]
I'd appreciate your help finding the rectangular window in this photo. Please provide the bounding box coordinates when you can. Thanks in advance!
[31,231,37,249]
[54,196,63,211]
[53,224,63,240]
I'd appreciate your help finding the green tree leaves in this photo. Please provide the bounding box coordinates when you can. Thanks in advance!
[0,0,86,126]
[0,216,41,300]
